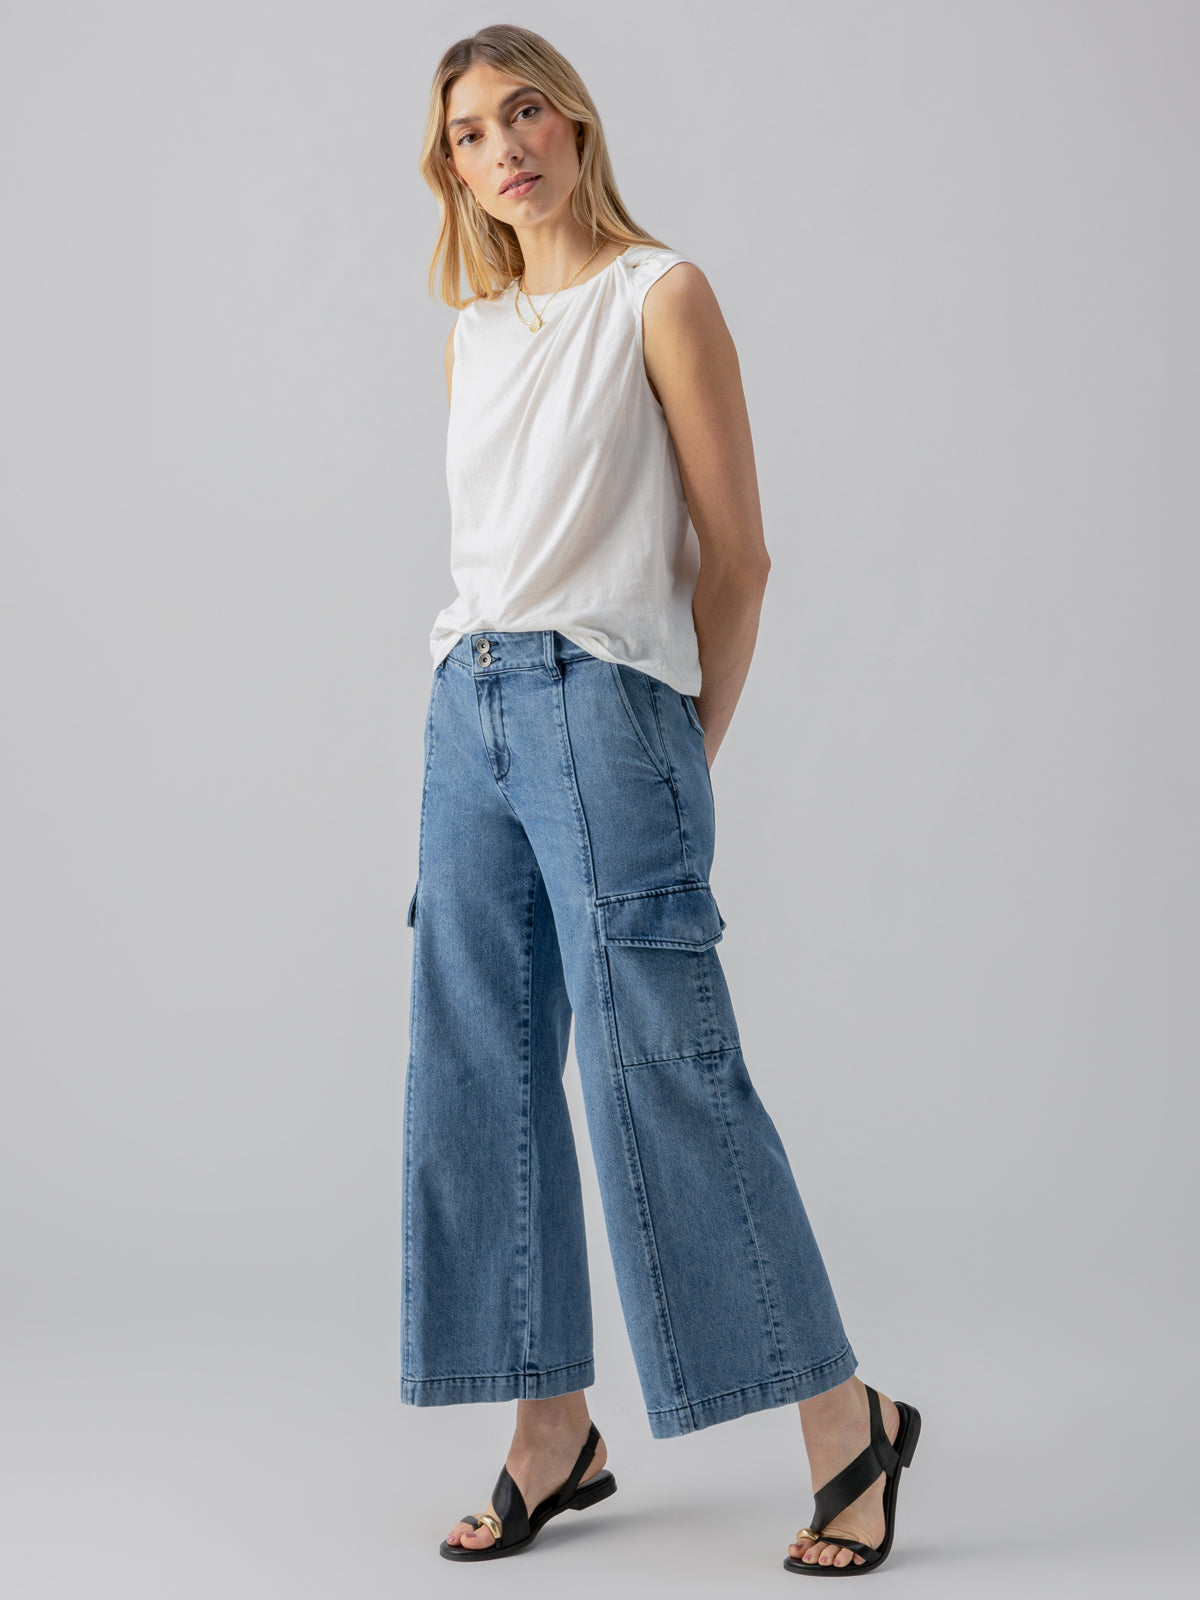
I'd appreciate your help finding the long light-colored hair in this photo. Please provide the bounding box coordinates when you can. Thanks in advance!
[418,24,669,308]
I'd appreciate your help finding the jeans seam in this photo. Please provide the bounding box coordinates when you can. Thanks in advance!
[619,1042,743,1070]
[405,1357,595,1385]
[402,666,442,1375]
[705,1055,787,1382]
[646,1343,857,1417]
[555,669,690,1419]
[516,861,538,1376]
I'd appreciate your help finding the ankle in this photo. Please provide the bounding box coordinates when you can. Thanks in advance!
[511,1393,592,1448]
[797,1377,868,1438]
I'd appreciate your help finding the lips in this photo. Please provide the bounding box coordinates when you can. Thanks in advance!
[501,173,540,196]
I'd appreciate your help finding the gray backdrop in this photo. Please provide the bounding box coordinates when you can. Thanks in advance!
[2,2,1196,1596]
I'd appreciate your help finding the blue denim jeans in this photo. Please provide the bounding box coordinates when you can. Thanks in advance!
[400,630,857,1438]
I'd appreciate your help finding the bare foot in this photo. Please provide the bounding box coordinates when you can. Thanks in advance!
[787,1375,901,1571]
[444,1391,607,1552]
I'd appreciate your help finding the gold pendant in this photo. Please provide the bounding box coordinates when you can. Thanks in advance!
[529,315,543,332]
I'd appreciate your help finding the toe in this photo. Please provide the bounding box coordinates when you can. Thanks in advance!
[819,1541,866,1568]
[450,1518,494,1549]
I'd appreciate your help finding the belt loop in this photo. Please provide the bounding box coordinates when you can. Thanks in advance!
[543,630,561,678]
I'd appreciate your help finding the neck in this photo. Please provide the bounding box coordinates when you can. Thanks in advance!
[517,227,610,295]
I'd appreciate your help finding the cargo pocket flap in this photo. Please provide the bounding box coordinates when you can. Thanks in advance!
[598,882,726,949]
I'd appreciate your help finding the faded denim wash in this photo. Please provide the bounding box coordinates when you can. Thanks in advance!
[400,630,857,1438]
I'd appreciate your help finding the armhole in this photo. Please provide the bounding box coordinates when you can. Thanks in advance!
[631,251,691,310]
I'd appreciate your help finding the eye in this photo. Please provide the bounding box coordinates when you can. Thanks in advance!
[456,104,541,148]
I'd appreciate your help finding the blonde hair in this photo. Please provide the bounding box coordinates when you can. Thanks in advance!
[418,24,669,308]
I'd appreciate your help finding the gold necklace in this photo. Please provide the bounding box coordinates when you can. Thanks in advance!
[514,240,607,332]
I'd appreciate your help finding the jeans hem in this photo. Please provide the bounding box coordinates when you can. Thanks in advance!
[400,1357,596,1406]
[644,1342,859,1438]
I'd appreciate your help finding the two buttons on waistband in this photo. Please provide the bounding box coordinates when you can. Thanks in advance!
[474,636,493,667]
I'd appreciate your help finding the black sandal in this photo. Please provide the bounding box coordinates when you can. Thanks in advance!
[784,1385,921,1576]
[439,1419,618,1561]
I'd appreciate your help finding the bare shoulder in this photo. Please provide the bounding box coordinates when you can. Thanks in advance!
[641,259,739,411]
[642,259,726,338]
[444,316,458,406]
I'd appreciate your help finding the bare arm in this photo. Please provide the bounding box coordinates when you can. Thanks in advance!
[641,264,771,766]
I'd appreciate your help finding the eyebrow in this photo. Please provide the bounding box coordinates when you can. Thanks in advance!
[447,85,543,131]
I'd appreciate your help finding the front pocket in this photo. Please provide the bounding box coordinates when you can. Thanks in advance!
[680,693,706,738]
[597,882,740,1066]
[405,884,418,927]
[608,662,671,782]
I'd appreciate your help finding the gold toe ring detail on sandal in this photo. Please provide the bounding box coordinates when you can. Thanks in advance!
[473,1512,502,1542]
[795,1528,822,1543]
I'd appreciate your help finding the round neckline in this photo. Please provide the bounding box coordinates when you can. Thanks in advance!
[512,244,640,301]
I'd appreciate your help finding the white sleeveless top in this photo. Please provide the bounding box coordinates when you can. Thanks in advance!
[429,243,703,697]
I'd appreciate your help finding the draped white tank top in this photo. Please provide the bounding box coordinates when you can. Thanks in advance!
[429,242,703,697]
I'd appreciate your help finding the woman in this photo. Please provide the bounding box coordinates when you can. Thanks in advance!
[405,25,921,1575]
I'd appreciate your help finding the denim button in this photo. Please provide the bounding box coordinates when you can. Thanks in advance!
[475,637,490,652]
[478,652,492,666]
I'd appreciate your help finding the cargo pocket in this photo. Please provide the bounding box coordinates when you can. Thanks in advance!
[405,884,418,927]
[597,882,740,1067]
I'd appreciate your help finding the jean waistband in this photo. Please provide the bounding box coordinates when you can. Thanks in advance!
[445,630,597,675]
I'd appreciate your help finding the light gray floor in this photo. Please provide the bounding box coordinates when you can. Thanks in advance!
[4,1312,1194,1598]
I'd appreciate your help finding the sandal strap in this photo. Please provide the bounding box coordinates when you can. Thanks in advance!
[560,1421,602,1503]
[460,1510,502,1543]
[810,1386,899,1532]
[489,1464,529,1547]
[488,1419,603,1544]
[533,1421,602,1517]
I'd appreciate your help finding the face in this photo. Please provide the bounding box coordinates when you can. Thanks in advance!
[445,63,582,224]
